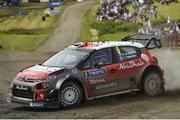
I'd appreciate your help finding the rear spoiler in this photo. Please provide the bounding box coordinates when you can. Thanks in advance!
[122,34,162,50]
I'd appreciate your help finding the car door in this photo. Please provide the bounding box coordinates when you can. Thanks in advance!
[82,48,121,98]
[113,46,143,89]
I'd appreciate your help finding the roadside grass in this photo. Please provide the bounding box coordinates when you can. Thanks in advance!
[99,31,135,41]
[80,0,180,42]
[80,4,137,42]
[0,34,48,51]
[0,1,75,51]
[80,4,100,42]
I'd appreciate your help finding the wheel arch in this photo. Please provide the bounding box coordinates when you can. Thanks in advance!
[55,75,87,102]
[138,65,163,89]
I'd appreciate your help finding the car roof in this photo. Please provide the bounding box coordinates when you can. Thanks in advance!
[68,41,144,50]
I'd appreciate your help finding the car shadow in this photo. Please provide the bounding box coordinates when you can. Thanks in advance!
[11,90,180,112]
[11,92,147,112]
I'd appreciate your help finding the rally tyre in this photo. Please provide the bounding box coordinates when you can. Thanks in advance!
[143,72,164,96]
[59,82,83,108]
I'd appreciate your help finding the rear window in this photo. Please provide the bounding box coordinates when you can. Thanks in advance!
[113,46,139,62]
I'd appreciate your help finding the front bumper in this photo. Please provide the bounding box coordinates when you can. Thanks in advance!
[7,95,59,108]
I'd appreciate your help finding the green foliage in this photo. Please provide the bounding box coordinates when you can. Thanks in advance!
[80,5,138,41]
[0,28,50,34]
[91,21,138,35]
[0,2,75,51]
[99,31,135,41]
[0,0,6,2]
[0,34,50,51]
[151,19,167,27]
[80,0,180,42]
[91,21,121,35]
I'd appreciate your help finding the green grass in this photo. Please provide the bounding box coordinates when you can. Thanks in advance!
[0,34,49,51]
[80,5,100,42]
[0,1,75,51]
[156,1,180,20]
[80,4,137,42]
[99,31,135,41]
[80,0,180,42]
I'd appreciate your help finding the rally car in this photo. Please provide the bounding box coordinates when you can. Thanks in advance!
[7,35,165,108]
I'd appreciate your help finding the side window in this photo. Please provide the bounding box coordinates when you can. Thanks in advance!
[83,58,91,69]
[91,48,112,67]
[114,46,139,62]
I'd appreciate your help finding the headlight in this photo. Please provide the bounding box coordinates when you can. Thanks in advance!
[46,76,56,80]
[35,82,49,90]
[41,76,56,81]
[13,77,23,81]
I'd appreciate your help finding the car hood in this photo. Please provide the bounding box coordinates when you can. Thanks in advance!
[16,65,66,79]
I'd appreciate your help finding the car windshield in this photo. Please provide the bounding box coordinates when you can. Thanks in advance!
[42,48,89,67]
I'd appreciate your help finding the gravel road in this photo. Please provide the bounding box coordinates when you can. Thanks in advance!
[37,0,96,52]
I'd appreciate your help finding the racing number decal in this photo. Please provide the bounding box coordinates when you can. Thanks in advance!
[83,72,89,79]
[115,46,121,55]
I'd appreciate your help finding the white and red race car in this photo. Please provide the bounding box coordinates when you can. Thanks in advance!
[7,34,165,108]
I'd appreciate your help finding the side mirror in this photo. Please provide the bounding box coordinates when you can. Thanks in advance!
[96,61,105,68]
[154,38,162,48]
[146,38,162,50]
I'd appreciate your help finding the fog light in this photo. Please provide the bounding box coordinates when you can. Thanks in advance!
[36,93,45,100]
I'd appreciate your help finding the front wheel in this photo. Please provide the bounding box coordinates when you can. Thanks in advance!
[59,82,83,108]
[143,72,165,96]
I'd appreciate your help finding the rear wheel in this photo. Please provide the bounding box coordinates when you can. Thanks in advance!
[59,82,83,108]
[143,72,164,96]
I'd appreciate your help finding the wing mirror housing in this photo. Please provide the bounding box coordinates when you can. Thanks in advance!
[96,62,105,68]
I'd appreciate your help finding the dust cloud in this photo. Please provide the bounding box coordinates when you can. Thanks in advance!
[152,49,180,91]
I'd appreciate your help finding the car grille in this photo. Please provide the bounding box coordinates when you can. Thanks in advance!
[12,85,34,99]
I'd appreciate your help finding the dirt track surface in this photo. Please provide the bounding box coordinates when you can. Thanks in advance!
[1,49,180,119]
[37,0,96,52]
[0,0,96,62]
[1,1,180,119]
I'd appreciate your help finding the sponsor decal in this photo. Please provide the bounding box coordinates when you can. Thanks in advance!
[48,1,62,7]
[90,79,106,84]
[30,102,44,107]
[91,78,131,92]
[83,69,106,79]
[120,59,144,70]
[50,10,61,14]
[95,82,118,90]
[141,54,149,62]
